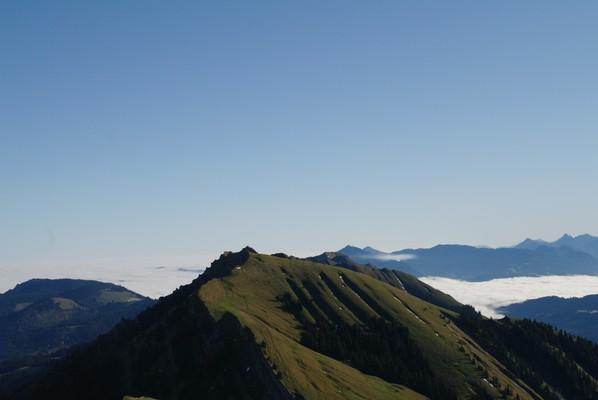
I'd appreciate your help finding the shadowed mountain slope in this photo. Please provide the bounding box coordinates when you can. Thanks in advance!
[0,279,154,396]
[305,251,461,312]
[0,279,154,361]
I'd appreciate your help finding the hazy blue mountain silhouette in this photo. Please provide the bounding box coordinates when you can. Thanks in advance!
[336,245,419,275]
[515,238,549,250]
[515,233,598,258]
[500,294,598,342]
[339,242,598,281]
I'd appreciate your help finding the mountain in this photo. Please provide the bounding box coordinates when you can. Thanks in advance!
[0,279,154,394]
[516,233,598,259]
[394,245,598,280]
[339,244,598,281]
[0,278,155,361]
[514,238,549,250]
[306,251,462,312]
[499,294,598,342]
[10,248,598,400]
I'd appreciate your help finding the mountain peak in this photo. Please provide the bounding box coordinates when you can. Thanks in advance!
[337,245,365,255]
[363,246,383,254]
[205,247,257,279]
[514,238,547,250]
[576,233,595,240]
[338,245,384,256]
[339,244,361,251]
[241,245,257,254]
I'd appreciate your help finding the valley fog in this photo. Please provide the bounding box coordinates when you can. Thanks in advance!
[421,275,598,318]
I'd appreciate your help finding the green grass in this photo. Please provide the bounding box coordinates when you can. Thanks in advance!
[199,252,538,400]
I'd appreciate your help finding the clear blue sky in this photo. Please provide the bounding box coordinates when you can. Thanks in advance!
[2,1,598,274]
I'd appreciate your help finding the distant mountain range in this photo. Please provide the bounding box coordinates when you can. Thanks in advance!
[500,294,598,343]
[515,233,598,258]
[0,279,154,395]
[337,234,598,280]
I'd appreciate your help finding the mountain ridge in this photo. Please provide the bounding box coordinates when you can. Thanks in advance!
[305,251,462,312]
[9,248,598,400]
[515,233,598,259]
[338,240,598,280]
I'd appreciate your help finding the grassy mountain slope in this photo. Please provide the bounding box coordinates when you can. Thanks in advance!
[10,248,598,400]
[200,253,426,400]
[11,258,293,400]
[306,252,461,312]
[200,250,537,400]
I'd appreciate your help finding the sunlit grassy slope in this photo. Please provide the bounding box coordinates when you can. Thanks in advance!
[199,251,539,400]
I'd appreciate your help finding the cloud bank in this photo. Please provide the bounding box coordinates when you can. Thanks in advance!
[421,275,598,318]
[369,253,416,262]
[1,263,206,299]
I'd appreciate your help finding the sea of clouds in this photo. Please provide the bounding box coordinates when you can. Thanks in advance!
[421,275,598,318]
[5,262,598,314]
[1,263,206,299]
[368,253,416,262]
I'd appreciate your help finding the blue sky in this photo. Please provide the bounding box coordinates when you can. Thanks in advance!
[2,1,598,277]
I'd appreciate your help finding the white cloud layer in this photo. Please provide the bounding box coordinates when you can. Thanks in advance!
[421,275,598,318]
[1,263,205,299]
[370,253,416,262]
